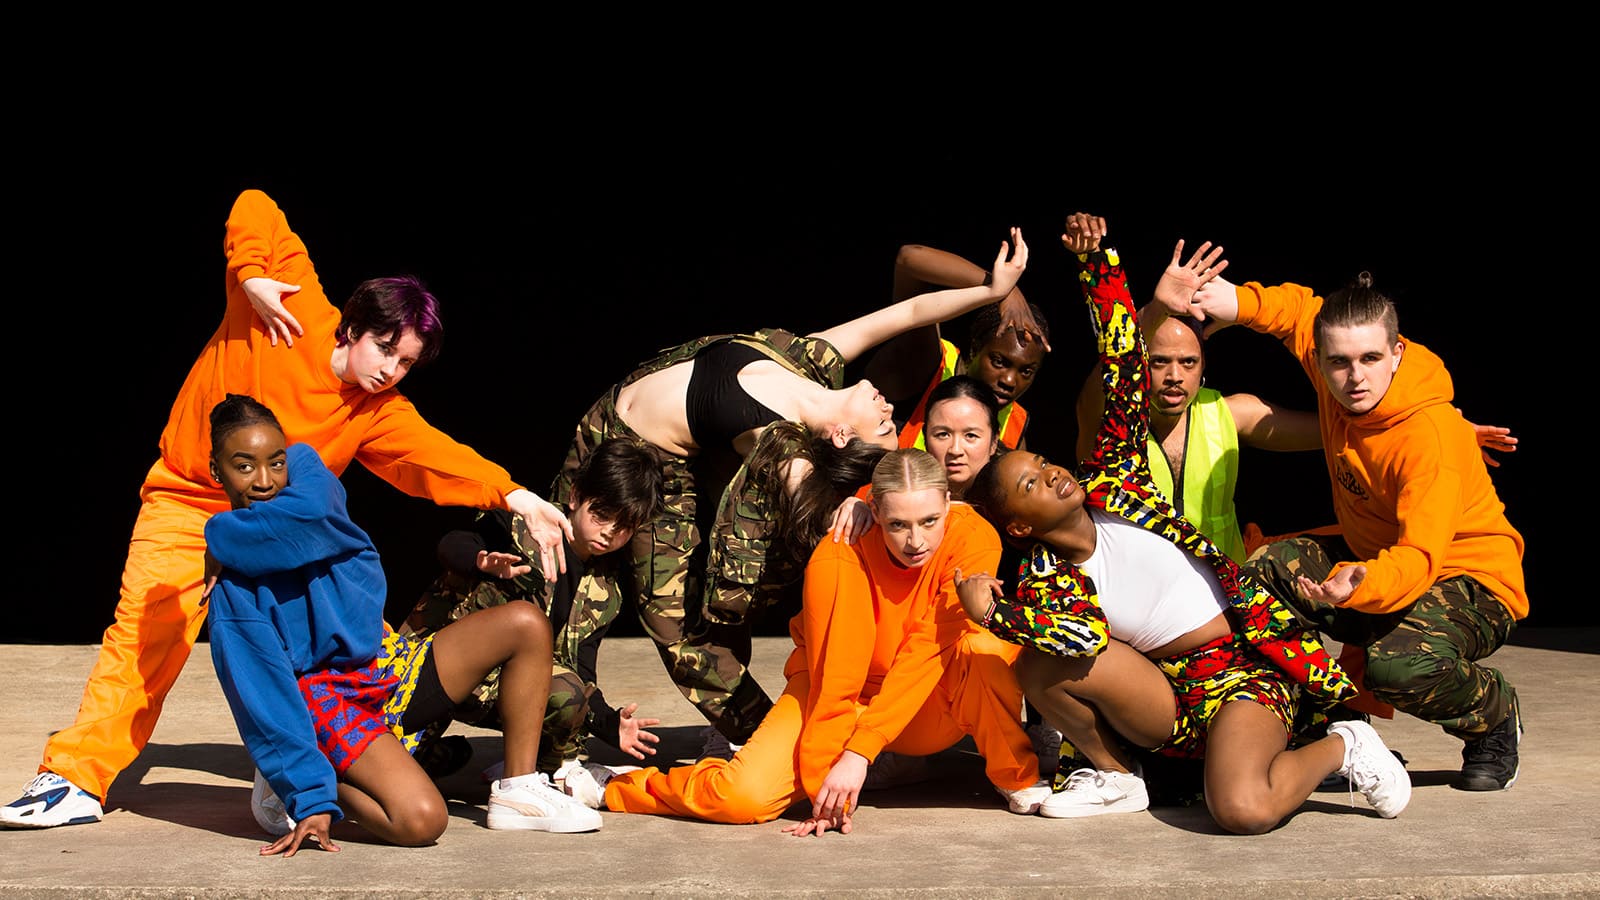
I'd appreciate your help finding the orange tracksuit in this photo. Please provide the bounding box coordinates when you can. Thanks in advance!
[41,190,523,801]
[603,504,1039,823]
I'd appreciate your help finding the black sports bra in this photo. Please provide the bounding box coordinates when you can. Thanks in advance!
[686,341,786,449]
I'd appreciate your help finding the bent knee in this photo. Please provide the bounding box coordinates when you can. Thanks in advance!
[1206,794,1281,836]
[700,768,793,824]
[499,601,554,646]
[387,794,449,846]
[1363,651,1456,700]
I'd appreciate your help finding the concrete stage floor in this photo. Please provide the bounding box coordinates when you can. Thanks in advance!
[2,630,1596,898]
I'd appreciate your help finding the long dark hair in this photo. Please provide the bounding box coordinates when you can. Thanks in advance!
[744,420,888,573]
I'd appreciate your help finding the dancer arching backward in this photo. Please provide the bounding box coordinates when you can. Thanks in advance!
[549,228,1029,756]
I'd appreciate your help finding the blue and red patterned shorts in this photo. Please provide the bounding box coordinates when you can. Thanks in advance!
[1155,632,1300,759]
[297,628,435,775]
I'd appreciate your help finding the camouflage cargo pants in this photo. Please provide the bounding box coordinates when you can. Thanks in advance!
[1244,533,1517,739]
[398,574,595,773]
[551,386,774,745]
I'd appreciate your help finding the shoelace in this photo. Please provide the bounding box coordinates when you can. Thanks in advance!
[22,772,61,795]
[1343,751,1385,809]
[1062,767,1104,791]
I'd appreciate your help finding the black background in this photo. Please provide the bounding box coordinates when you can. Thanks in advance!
[9,99,1575,644]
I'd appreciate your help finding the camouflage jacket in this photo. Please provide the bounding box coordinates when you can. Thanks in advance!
[432,509,629,694]
[693,330,844,624]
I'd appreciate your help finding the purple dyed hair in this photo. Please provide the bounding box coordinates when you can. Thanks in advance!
[335,275,444,366]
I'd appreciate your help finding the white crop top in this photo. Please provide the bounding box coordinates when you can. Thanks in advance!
[1077,509,1227,653]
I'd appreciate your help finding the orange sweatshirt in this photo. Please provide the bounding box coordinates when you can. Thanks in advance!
[1235,282,1527,618]
[784,503,1001,799]
[157,189,520,508]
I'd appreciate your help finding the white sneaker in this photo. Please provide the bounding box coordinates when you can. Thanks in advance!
[698,726,743,762]
[487,773,603,832]
[251,768,295,837]
[995,778,1053,815]
[1038,766,1149,818]
[861,752,933,791]
[0,772,103,829]
[1026,723,1064,777]
[554,759,641,810]
[1330,719,1412,818]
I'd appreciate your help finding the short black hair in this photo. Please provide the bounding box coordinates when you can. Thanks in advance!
[571,438,664,532]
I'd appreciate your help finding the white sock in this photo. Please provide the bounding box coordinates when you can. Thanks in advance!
[497,771,543,791]
[1332,727,1354,774]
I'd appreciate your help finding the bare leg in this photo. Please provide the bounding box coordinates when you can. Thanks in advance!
[339,733,448,846]
[1203,699,1344,835]
[1016,642,1174,773]
[429,602,555,779]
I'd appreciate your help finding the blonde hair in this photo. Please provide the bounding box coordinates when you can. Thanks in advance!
[869,448,949,500]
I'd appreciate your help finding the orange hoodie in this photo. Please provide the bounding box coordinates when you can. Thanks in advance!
[1235,282,1527,618]
[784,503,1000,800]
[156,189,520,509]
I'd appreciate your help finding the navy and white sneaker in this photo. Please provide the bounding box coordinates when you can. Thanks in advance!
[0,772,103,828]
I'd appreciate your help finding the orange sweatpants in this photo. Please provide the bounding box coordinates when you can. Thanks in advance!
[604,630,1039,823]
[42,461,228,801]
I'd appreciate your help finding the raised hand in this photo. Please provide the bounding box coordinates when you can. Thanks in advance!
[988,226,1029,300]
[241,276,305,348]
[1061,212,1107,256]
[1153,239,1229,313]
[995,288,1051,352]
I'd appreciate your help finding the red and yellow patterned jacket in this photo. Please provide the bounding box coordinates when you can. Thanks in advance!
[982,249,1357,708]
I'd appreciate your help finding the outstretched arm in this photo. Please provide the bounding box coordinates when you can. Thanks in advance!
[1228,394,1324,452]
[1461,412,1518,468]
[864,243,1045,401]
[811,228,1028,364]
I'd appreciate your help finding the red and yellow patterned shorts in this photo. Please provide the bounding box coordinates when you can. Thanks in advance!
[1156,632,1299,759]
[298,628,435,775]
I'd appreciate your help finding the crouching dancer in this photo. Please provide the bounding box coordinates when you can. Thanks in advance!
[593,448,1050,833]
[957,214,1411,834]
[201,395,599,856]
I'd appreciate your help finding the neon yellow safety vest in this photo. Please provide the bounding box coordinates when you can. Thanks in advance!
[902,340,1028,450]
[1146,387,1245,562]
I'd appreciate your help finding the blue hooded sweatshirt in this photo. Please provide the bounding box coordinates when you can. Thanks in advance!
[204,442,387,824]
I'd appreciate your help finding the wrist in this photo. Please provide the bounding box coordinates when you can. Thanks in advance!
[980,598,997,627]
